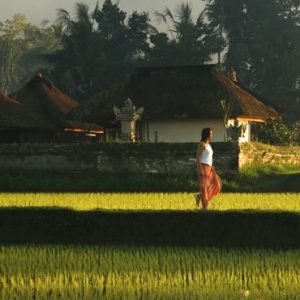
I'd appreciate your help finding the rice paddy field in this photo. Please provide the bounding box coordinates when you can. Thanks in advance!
[1,192,299,211]
[0,192,300,299]
[0,246,299,300]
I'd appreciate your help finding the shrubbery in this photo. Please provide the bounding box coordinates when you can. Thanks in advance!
[253,120,300,145]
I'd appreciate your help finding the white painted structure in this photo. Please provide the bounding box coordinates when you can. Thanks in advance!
[137,118,255,143]
[139,119,228,143]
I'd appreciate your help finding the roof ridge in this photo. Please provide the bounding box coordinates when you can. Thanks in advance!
[211,69,279,119]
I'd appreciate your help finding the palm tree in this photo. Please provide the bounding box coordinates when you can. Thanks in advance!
[154,2,211,64]
[53,2,103,97]
[49,1,152,98]
[56,2,97,35]
[155,3,196,39]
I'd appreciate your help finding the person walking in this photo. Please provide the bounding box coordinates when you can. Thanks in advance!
[195,128,222,210]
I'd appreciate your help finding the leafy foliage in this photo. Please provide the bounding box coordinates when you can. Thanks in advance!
[0,14,60,93]
[148,3,212,65]
[252,119,298,145]
[205,0,300,122]
[1,1,300,123]
[47,0,152,100]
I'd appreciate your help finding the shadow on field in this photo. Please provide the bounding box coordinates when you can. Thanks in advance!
[0,208,299,248]
[0,171,299,193]
[235,172,300,193]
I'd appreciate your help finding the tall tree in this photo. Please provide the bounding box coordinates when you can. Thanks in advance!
[49,2,102,98]
[0,14,59,93]
[49,0,152,99]
[94,0,152,85]
[205,0,252,73]
[149,2,212,65]
[94,0,126,41]
[205,0,300,121]
[0,14,25,93]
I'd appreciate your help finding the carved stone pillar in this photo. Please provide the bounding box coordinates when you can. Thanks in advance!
[226,119,247,143]
[113,98,144,142]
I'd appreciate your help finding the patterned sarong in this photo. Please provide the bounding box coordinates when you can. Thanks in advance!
[199,163,222,208]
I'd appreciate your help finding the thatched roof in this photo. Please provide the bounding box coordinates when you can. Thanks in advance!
[13,74,78,127]
[213,71,280,120]
[68,65,280,123]
[0,91,54,130]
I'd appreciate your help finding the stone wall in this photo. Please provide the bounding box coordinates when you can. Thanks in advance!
[0,143,237,175]
[239,142,300,168]
[0,143,298,174]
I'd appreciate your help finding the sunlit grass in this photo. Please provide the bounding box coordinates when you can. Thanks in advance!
[0,192,299,212]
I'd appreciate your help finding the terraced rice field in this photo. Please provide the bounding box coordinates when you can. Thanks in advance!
[0,192,299,299]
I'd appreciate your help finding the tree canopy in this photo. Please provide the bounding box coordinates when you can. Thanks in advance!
[205,0,300,122]
[0,0,299,123]
[0,14,60,93]
[46,0,152,100]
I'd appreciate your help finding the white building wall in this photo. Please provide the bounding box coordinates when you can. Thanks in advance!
[142,119,226,143]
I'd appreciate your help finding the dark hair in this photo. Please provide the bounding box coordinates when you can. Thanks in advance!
[201,128,212,142]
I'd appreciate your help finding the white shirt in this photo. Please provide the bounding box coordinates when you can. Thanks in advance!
[199,143,213,166]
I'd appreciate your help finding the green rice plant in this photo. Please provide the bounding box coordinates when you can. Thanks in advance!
[0,191,299,298]
[0,192,299,212]
[0,246,299,299]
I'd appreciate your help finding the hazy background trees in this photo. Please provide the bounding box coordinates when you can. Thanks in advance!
[0,14,60,93]
[0,0,299,124]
